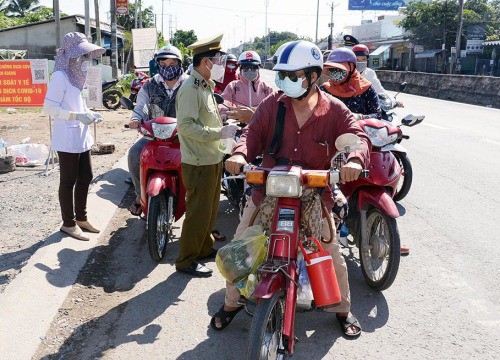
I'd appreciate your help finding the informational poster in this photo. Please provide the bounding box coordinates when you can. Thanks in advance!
[132,28,158,70]
[84,66,103,109]
[348,0,406,11]
[116,0,129,15]
[0,60,48,108]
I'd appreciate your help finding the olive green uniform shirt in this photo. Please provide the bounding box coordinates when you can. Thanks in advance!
[176,69,224,166]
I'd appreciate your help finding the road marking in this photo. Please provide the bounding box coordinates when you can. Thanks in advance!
[482,139,500,146]
[421,122,447,130]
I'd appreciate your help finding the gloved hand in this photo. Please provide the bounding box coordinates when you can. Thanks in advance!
[220,124,240,139]
[75,112,95,125]
[90,111,104,123]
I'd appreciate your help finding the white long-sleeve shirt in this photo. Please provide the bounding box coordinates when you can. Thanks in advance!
[361,67,387,96]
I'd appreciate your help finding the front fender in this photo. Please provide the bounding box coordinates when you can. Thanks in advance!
[381,143,407,153]
[358,188,400,218]
[147,172,176,198]
[251,272,285,299]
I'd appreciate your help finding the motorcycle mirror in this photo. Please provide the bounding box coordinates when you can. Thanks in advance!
[401,114,424,127]
[214,93,225,105]
[335,133,362,152]
[120,96,134,110]
[399,82,407,92]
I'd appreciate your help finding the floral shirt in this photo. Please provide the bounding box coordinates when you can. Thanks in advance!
[320,85,382,119]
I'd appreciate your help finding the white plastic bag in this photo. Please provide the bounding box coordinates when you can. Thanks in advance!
[7,143,49,167]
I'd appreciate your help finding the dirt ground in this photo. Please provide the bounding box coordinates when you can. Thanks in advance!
[0,107,139,293]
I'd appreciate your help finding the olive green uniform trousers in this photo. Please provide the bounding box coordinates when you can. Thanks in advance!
[175,161,222,269]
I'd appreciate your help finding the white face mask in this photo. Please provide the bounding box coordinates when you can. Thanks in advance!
[210,64,225,80]
[275,72,307,98]
[80,60,90,72]
[356,61,367,73]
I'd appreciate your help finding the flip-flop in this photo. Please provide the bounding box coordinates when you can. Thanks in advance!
[129,202,142,216]
[336,314,362,338]
[211,229,226,242]
[210,305,243,331]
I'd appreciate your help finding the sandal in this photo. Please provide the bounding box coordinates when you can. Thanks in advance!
[210,305,243,331]
[336,314,362,338]
[211,229,226,242]
[129,202,142,216]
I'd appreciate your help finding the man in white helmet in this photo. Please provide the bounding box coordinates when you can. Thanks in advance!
[220,50,275,124]
[211,40,371,338]
[127,44,187,216]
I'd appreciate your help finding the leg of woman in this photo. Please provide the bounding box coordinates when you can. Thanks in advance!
[57,151,80,227]
[74,150,93,222]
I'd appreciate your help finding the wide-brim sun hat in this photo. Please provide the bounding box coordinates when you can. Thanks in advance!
[54,32,105,71]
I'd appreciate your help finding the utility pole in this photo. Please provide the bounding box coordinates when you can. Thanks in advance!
[94,0,102,47]
[328,3,334,50]
[53,0,61,48]
[315,0,319,43]
[443,0,448,73]
[453,0,465,74]
[84,0,91,41]
[134,0,139,29]
[110,0,118,78]
[265,0,269,58]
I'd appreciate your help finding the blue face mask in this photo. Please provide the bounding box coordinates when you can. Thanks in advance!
[158,63,183,81]
[274,72,307,98]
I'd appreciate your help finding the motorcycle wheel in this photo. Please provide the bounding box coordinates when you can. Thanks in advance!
[103,90,122,110]
[359,208,400,291]
[393,152,413,201]
[147,191,175,262]
[248,290,287,360]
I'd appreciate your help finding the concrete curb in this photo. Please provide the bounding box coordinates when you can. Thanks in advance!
[0,152,130,360]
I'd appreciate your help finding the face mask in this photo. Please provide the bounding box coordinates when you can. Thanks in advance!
[328,68,348,83]
[210,63,225,80]
[227,65,236,70]
[241,69,258,82]
[158,63,183,81]
[275,72,307,98]
[356,61,367,73]
[80,60,90,72]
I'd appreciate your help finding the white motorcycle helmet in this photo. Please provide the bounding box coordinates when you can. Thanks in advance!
[273,40,323,71]
[237,51,261,67]
[155,44,182,63]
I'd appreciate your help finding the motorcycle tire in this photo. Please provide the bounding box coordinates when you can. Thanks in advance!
[103,90,123,110]
[147,191,175,262]
[359,207,400,291]
[248,290,287,360]
[393,152,413,201]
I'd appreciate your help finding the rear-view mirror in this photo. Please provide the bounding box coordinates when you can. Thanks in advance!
[335,133,362,152]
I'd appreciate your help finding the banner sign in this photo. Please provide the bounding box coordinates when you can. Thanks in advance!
[116,0,129,15]
[84,66,102,109]
[0,60,48,108]
[132,28,158,70]
[348,0,405,11]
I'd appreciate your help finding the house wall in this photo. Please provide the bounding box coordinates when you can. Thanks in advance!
[377,70,500,108]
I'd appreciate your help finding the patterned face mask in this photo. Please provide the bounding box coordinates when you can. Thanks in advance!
[158,63,183,81]
[328,68,348,83]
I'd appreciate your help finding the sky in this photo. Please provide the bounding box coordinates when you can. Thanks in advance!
[39,0,399,49]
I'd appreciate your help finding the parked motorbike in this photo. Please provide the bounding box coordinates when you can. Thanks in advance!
[102,79,123,110]
[120,71,149,110]
[124,115,185,262]
[240,134,366,358]
[378,82,425,200]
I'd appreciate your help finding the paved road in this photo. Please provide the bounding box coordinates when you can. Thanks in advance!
[1,76,499,359]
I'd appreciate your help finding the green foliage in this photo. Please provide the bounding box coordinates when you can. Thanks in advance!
[171,30,197,48]
[22,6,53,22]
[400,0,500,50]
[0,11,21,29]
[1,0,42,17]
[116,3,155,30]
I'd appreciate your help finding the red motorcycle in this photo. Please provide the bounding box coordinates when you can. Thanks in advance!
[130,71,149,103]
[243,134,366,358]
[133,116,185,262]
[338,116,421,291]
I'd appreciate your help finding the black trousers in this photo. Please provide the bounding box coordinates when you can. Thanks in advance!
[57,150,93,227]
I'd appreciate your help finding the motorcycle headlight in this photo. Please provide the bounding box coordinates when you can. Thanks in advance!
[364,126,398,147]
[266,171,302,198]
[152,123,176,140]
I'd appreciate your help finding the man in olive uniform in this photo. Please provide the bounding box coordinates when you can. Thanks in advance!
[175,33,239,277]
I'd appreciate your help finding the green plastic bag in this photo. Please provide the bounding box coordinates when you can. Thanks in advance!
[216,225,267,284]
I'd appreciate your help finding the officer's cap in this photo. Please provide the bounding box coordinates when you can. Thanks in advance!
[343,35,360,47]
[188,33,225,56]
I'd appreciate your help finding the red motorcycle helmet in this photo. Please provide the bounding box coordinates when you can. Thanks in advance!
[353,44,370,58]
[135,71,148,80]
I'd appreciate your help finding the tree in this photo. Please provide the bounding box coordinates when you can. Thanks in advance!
[170,30,197,48]
[2,0,42,17]
[116,3,155,30]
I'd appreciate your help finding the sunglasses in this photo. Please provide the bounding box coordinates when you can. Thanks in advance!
[241,65,259,70]
[277,71,305,83]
